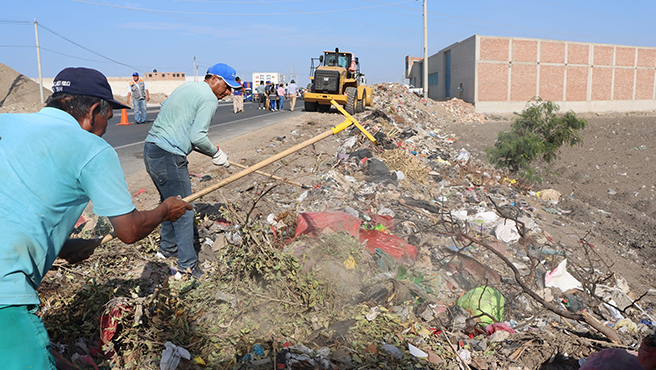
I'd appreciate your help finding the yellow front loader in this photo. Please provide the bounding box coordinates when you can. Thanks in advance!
[304,48,373,114]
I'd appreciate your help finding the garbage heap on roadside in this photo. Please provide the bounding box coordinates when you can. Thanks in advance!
[44,83,655,370]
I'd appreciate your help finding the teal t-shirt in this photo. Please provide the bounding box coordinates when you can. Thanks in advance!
[145,81,219,157]
[0,108,135,305]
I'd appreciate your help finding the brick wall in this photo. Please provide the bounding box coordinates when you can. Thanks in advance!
[475,36,656,112]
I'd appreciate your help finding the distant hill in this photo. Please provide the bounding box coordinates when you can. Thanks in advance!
[0,64,51,113]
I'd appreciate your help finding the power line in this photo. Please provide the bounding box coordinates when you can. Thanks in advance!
[39,47,114,64]
[530,0,653,26]
[0,20,31,24]
[72,1,409,53]
[72,0,416,16]
[346,0,617,42]
[174,0,309,3]
[37,23,144,70]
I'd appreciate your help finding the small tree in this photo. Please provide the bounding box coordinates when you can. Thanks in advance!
[486,98,587,182]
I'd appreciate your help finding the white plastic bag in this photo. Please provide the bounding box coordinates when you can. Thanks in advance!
[544,259,582,292]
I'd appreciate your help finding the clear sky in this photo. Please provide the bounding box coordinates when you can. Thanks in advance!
[2,0,655,88]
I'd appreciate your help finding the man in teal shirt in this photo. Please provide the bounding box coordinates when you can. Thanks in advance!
[144,63,240,279]
[0,67,192,369]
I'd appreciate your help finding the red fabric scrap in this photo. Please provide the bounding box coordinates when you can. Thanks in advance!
[484,322,516,335]
[359,229,417,262]
[294,212,361,238]
[98,301,133,356]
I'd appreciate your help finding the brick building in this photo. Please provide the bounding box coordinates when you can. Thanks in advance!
[406,35,656,113]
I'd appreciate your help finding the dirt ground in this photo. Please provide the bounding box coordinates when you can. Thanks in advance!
[446,112,656,291]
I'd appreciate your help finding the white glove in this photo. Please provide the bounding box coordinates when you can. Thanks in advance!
[212,148,230,167]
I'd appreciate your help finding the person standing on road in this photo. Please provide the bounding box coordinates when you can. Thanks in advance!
[143,63,241,279]
[127,72,150,124]
[287,79,298,112]
[232,76,244,114]
[257,80,266,109]
[268,81,279,111]
[0,67,192,369]
[277,83,286,111]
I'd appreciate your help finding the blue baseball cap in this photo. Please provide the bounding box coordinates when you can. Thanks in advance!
[52,67,130,110]
[206,63,241,89]
[132,72,139,76]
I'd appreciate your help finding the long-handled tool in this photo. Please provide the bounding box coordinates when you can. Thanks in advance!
[228,160,307,188]
[100,100,375,244]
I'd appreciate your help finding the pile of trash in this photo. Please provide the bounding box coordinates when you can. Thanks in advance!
[441,97,487,124]
[39,83,655,369]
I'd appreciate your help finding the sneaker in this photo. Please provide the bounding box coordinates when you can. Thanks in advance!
[156,249,178,259]
[181,262,204,279]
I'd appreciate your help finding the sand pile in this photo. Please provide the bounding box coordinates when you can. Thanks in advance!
[0,63,50,113]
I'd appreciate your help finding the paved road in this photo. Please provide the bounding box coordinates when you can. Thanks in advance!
[107,99,305,176]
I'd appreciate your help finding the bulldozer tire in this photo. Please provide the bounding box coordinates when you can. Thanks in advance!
[304,100,317,112]
[345,87,357,115]
[317,104,331,113]
[356,90,366,113]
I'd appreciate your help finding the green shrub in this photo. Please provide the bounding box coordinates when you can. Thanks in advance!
[486,98,587,182]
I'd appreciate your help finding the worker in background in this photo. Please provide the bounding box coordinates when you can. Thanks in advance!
[143,63,240,279]
[287,79,298,112]
[257,80,266,110]
[127,72,150,124]
[233,76,244,113]
[277,83,286,111]
[0,67,192,369]
[265,80,272,110]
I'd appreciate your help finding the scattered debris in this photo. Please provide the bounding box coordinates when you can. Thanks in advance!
[33,81,655,369]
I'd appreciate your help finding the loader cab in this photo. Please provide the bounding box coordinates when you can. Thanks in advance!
[321,50,352,70]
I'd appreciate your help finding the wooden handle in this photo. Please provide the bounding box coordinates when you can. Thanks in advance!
[101,129,334,245]
[228,161,305,188]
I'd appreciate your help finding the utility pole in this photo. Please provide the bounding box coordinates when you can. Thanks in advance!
[34,18,44,104]
[193,56,197,81]
[422,0,429,99]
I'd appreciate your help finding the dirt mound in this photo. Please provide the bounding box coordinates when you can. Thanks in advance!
[0,63,49,113]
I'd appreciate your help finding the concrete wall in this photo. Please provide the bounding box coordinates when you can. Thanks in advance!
[38,77,186,99]
[475,35,656,113]
[406,36,477,102]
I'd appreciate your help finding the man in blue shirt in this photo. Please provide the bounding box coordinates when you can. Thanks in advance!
[0,67,192,369]
[144,63,241,279]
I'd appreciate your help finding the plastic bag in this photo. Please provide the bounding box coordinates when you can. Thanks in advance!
[456,286,505,325]
[544,259,582,292]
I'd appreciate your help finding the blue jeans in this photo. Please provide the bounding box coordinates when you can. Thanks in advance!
[143,142,197,269]
[133,99,147,123]
[270,99,278,110]
[278,96,284,110]
[0,305,56,369]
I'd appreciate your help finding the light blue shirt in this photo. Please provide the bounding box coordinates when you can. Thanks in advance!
[287,83,298,95]
[146,82,219,157]
[0,108,135,305]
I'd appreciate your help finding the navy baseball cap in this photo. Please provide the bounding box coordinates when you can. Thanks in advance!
[52,67,130,110]
[206,63,241,89]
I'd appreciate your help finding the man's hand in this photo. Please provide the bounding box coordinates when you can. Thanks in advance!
[213,148,230,167]
[59,238,102,264]
[162,195,193,222]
